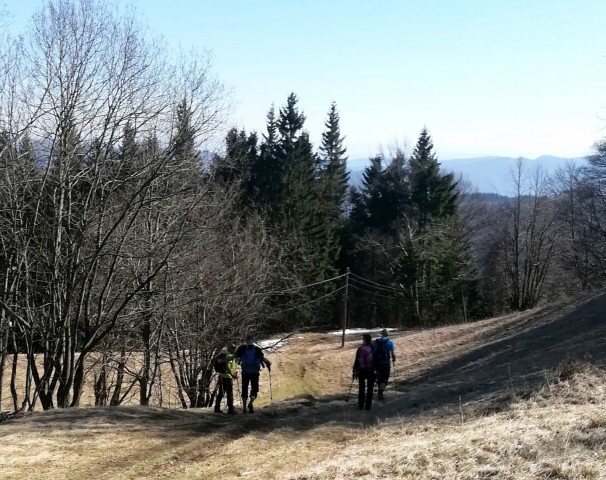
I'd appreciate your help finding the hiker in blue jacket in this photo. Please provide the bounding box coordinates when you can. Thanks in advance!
[352,333,375,410]
[234,334,272,414]
[373,329,396,400]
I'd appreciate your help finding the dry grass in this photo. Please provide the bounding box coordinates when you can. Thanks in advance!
[2,295,606,479]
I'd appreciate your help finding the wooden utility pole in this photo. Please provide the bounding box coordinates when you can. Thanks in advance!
[460,282,468,323]
[341,268,350,347]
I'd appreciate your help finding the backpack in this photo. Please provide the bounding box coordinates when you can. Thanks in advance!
[358,344,373,370]
[214,352,227,374]
[241,346,261,374]
[374,338,390,364]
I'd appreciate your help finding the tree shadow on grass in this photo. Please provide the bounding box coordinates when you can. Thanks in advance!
[390,291,606,413]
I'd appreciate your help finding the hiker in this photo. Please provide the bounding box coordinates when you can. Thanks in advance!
[352,333,375,410]
[373,328,396,400]
[234,334,272,414]
[214,342,238,414]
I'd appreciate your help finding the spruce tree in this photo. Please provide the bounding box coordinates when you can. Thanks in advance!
[409,128,457,230]
[213,127,258,204]
[396,128,470,324]
[255,106,284,212]
[318,102,349,225]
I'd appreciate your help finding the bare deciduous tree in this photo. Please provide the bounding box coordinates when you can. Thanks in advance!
[495,159,561,310]
[0,0,229,411]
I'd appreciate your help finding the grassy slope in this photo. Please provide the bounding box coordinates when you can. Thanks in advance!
[2,295,606,479]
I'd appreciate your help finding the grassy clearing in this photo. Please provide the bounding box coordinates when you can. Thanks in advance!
[2,296,606,479]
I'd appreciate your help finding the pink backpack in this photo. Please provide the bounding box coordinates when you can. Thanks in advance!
[358,344,373,370]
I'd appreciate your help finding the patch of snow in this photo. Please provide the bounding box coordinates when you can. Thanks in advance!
[256,338,288,351]
[328,327,397,336]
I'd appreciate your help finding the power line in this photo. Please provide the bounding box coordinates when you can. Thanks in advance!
[349,283,397,300]
[349,272,397,290]
[349,283,456,302]
[349,271,457,294]
[266,273,347,296]
[348,275,398,292]
[266,285,346,317]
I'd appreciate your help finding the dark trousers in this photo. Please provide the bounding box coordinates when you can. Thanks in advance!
[358,369,375,410]
[241,372,260,400]
[376,363,391,391]
[215,377,234,410]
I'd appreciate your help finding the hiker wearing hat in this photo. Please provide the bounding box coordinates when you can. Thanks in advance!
[352,333,375,410]
[214,342,238,414]
[234,334,272,414]
[373,329,396,400]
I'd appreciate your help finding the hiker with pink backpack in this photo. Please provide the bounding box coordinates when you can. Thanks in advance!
[352,333,375,410]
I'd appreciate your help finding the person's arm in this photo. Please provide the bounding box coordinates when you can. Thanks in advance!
[257,346,272,370]
[234,345,243,364]
[227,355,238,378]
[352,347,360,378]
[263,358,272,370]
[389,340,396,364]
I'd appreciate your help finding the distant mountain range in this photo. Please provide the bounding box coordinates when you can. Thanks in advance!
[349,155,586,195]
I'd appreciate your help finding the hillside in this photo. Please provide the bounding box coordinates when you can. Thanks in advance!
[2,292,606,479]
[349,155,585,195]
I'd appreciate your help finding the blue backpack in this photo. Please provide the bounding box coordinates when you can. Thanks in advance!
[241,346,261,374]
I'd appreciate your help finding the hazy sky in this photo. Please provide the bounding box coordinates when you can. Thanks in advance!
[4,1,606,166]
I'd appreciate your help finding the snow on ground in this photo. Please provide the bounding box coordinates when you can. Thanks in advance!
[255,329,396,351]
[257,338,289,351]
[329,327,397,335]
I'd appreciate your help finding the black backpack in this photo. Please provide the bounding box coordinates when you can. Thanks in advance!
[214,352,227,374]
[374,338,389,364]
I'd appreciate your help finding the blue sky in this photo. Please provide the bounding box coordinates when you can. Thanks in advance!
[3,1,606,167]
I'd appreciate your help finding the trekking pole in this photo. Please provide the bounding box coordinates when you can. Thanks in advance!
[235,375,242,409]
[346,375,354,402]
[268,369,273,404]
[210,376,220,408]
[393,360,398,398]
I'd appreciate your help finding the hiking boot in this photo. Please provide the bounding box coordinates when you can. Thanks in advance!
[242,404,247,414]
[378,390,384,401]
[227,408,236,415]
[248,402,254,414]
[214,407,223,414]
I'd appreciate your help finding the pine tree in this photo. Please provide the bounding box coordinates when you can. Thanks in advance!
[255,106,284,211]
[172,98,199,170]
[396,128,470,324]
[318,102,349,224]
[349,154,384,233]
[213,127,258,204]
[349,152,409,234]
[409,128,457,230]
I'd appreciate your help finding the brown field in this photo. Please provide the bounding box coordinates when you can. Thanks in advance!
[2,291,606,479]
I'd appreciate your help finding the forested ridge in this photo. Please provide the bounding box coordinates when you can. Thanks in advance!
[1,0,605,414]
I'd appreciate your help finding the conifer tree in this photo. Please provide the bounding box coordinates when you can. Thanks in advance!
[212,128,258,202]
[409,128,457,230]
[395,128,470,324]
[255,106,284,211]
[318,102,349,221]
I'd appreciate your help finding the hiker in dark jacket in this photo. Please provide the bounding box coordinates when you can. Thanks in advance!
[214,343,238,415]
[352,333,375,410]
[234,334,271,414]
[373,328,396,400]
